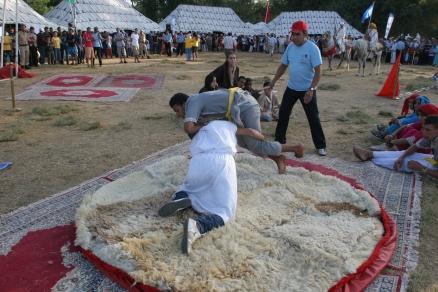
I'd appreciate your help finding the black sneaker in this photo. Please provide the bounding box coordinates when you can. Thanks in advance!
[371,129,385,140]
[158,197,191,217]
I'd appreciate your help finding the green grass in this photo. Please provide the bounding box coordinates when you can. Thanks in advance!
[337,111,371,124]
[143,114,165,120]
[336,129,348,135]
[79,121,101,131]
[345,110,372,125]
[0,130,19,142]
[336,115,349,122]
[175,74,191,80]
[408,178,438,291]
[318,83,341,91]
[378,111,393,117]
[405,83,429,91]
[112,121,132,132]
[53,115,77,127]
[32,105,78,117]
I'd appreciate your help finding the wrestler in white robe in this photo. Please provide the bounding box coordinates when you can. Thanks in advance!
[180,120,238,223]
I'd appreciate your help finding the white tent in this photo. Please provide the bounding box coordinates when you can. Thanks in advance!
[0,0,58,29]
[268,11,362,37]
[159,5,253,35]
[252,21,271,35]
[45,0,159,32]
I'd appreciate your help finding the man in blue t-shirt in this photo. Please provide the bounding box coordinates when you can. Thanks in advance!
[270,20,327,156]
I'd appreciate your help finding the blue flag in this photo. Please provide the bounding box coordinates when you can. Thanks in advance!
[361,3,374,23]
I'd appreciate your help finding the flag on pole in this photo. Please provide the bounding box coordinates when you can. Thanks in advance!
[264,0,270,23]
[384,13,394,39]
[361,3,374,23]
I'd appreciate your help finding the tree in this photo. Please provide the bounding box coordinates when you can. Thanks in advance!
[25,0,52,14]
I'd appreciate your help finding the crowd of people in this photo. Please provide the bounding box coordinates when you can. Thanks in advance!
[1,22,438,70]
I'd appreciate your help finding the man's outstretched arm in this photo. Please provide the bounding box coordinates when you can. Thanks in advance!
[184,122,202,136]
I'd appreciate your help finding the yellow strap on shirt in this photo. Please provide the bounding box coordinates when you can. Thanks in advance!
[424,157,438,166]
[226,87,239,121]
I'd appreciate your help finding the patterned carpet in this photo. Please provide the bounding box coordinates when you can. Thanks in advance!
[0,141,421,291]
[15,74,164,102]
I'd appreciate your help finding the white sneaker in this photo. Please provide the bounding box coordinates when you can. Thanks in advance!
[182,218,201,255]
[317,149,327,156]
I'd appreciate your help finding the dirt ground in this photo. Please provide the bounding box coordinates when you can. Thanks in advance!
[0,52,437,290]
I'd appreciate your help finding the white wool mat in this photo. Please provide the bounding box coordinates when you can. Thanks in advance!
[76,153,383,291]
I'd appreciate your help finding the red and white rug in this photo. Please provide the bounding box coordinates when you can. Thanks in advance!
[15,74,164,102]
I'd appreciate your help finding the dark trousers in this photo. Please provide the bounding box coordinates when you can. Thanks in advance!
[38,45,46,64]
[177,43,184,56]
[165,42,172,57]
[275,87,326,149]
[93,47,102,66]
[173,191,225,234]
[29,45,38,66]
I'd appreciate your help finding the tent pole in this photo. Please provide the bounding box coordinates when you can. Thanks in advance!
[10,64,15,108]
[14,0,17,76]
[1,0,7,68]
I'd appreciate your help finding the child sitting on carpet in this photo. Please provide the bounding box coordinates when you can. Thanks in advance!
[158,120,265,254]
[258,81,279,122]
[353,115,438,179]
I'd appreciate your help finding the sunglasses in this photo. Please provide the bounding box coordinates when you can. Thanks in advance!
[291,32,302,36]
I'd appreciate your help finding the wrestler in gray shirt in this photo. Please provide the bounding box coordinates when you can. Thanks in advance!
[184,89,282,157]
[170,89,305,173]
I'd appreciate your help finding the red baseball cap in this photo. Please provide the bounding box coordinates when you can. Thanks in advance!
[418,104,438,116]
[291,20,308,33]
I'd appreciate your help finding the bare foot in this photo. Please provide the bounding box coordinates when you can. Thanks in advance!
[269,154,286,174]
[281,144,304,158]
[294,144,305,158]
[353,145,373,161]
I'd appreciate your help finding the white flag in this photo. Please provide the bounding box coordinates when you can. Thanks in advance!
[384,13,394,39]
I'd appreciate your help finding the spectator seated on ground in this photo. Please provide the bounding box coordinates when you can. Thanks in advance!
[372,94,430,139]
[199,75,219,93]
[237,76,246,89]
[258,81,279,122]
[243,78,260,100]
[205,52,239,89]
[353,115,438,179]
[371,104,438,151]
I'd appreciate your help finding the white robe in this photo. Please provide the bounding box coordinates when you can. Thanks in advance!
[181,121,238,222]
[372,151,437,173]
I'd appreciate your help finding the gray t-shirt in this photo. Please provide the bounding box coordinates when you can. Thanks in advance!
[184,89,259,127]
[115,32,125,48]
[416,136,438,162]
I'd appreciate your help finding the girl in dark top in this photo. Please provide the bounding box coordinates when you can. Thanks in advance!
[199,75,219,93]
[205,52,239,89]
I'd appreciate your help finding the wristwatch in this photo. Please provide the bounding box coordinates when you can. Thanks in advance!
[309,87,317,91]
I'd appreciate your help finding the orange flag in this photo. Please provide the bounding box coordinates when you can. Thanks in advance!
[376,53,401,99]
